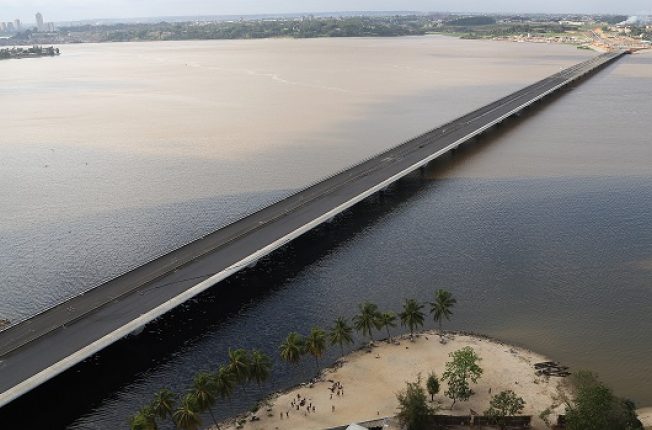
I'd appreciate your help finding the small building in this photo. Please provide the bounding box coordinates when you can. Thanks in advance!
[345,425,369,430]
[559,20,584,27]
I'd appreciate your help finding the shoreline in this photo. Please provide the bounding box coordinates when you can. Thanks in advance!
[1,33,644,54]
[220,330,574,430]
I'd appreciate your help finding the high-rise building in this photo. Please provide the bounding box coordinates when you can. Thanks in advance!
[36,12,44,32]
[14,19,21,32]
[47,22,55,32]
[0,22,6,32]
[6,22,14,32]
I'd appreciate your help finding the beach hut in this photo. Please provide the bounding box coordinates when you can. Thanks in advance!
[345,424,369,430]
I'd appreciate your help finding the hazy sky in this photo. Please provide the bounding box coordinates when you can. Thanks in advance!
[1,0,648,22]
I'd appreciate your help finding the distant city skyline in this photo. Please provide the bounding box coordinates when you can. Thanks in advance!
[0,0,650,23]
[0,11,54,33]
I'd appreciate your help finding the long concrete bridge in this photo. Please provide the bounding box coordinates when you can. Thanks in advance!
[0,51,625,408]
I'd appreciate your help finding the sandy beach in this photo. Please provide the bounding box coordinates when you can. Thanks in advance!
[223,331,571,430]
[637,407,652,429]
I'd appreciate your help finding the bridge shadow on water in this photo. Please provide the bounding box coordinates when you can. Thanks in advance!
[0,75,590,428]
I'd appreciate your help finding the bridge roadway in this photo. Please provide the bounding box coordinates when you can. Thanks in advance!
[0,51,625,407]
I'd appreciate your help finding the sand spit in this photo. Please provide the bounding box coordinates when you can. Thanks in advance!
[222,331,571,430]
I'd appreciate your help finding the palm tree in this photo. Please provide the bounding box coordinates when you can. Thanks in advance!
[328,317,354,358]
[378,311,397,342]
[399,299,425,338]
[249,350,272,387]
[151,388,176,427]
[213,365,236,402]
[226,348,251,386]
[191,372,219,429]
[173,394,202,430]
[280,332,304,366]
[430,289,457,336]
[130,405,158,430]
[353,302,382,343]
[305,326,327,374]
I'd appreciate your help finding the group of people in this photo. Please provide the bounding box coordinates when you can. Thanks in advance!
[280,393,317,419]
[278,380,346,421]
[328,380,344,398]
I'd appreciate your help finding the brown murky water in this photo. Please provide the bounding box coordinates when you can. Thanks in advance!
[0,37,593,228]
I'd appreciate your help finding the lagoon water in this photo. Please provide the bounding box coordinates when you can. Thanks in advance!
[0,37,650,427]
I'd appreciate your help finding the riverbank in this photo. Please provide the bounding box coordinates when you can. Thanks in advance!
[0,46,60,60]
[222,331,571,430]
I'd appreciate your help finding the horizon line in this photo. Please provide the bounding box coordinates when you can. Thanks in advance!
[3,10,638,26]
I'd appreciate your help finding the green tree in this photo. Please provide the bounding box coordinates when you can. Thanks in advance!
[442,346,483,409]
[130,404,158,430]
[213,365,236,402]
[191,372,219,429]
[429,289,456,336]
[484,390,526,430]
[396,375,437,430]
[378,311,397,342]
[399,299,425,338]
[353,302,382,342]
[305,326,327,373]
[226,348,251,386]
[249,350,272,387]
[150,388,176,427]
[280,332,304,366]
[565,371,643,430]
[173,394,202,430]
[329,317,354,357]
[426,372,440,402]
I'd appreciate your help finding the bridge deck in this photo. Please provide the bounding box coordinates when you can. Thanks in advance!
[0,51,625,407]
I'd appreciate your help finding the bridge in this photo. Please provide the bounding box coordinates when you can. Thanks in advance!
[0,51,625,408]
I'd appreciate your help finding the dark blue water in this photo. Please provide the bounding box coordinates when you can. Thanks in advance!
[3,166,650,429]
[73,173,650,428]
